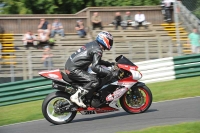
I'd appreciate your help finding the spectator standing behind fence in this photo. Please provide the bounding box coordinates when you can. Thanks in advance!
[122,11,133,30]
[41,46,53,70]
[91,12,103,30]
[50,19,65,39]
[22,31,37,50]
[75,20,87,38]
[134,11,147,29]
[188,28,200,54]
[113,12,122,30]
[38,18,51,36]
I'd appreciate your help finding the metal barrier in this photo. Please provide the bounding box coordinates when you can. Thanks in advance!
[137,53,200,83]
[1,54,200,106]
[0,77,53,106]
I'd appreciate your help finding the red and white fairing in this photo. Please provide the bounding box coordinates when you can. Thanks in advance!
[105,64,142,109]
[38,69,66,83]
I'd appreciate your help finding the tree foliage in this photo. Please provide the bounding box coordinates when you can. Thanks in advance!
[0,0,160,14]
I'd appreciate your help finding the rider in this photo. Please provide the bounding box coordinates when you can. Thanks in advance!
[65,31,117,108]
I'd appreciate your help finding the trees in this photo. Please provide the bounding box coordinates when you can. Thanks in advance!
[0,0,160,14]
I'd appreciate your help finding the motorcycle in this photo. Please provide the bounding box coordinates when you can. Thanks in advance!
[39,55,153,125]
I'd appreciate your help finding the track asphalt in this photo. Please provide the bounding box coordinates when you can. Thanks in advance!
[0,97,200,133]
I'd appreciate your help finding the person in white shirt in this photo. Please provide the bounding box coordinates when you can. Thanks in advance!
[37,30,50,49]
[22,31,37,49]
[134,11,147,29]
[161,0,174,22]
[38,30,49,42]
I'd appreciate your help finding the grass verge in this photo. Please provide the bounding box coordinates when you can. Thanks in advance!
[117,121,200,133]
[0,76,200,126]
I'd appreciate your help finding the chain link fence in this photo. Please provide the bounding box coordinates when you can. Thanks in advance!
[176,0,200,32]
[181,0,200,19]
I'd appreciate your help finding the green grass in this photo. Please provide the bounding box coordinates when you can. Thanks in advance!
[147,76,200,102]
[118,121,200,133]
[0,76,200,126]
[0,100,43,126]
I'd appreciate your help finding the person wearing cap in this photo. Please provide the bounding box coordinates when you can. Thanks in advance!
[75,20,87,38]
[51,19,65,38]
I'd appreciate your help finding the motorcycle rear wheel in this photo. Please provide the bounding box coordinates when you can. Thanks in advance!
[120,85,152,114]
[42,91,77,125]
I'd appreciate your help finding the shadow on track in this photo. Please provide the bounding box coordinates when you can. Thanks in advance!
[49,108,158,126]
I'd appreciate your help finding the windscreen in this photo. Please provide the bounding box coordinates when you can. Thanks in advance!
[115,55,136,66]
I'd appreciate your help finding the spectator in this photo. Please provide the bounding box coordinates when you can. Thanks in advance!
[0,42,2,59]
[41,46,53,70]
[91,12,103,30]
[113,12,122,30]
[22,31,37,49]
[75,20,87,38]
[50,19,65,38]
[121,11,133,30]
[161,0,174,22]
[38,18,51,36]
[37,30,49,49]
[188,28,200,54]
[134,11,147,29]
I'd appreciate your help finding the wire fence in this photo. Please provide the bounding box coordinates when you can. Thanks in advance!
[181,0,200,19]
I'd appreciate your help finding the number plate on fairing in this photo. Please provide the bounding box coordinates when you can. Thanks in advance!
[80,111,96,115]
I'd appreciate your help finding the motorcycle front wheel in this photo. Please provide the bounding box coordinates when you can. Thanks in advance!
[120,85,152,114]
[42,91,77,125]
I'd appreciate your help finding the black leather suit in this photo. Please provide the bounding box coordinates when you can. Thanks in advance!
[65,40,112,98]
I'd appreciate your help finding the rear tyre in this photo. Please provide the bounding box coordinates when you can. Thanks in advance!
[120,85,152,114]
[42,91,77,125]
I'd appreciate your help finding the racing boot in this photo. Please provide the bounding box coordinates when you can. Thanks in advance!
[70,87,88,108]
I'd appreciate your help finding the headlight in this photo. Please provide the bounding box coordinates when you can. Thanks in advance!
[130,69,142,80]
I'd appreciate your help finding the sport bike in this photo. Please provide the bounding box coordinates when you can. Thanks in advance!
[39,55,153,125]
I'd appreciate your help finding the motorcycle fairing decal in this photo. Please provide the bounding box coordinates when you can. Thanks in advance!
[118,76,138,83]
[78,107,118,115]
[39,69,65,82]
[118,64,138,72]
[80,110,96,115]
[106,87,128,102]
[110,80,136,88]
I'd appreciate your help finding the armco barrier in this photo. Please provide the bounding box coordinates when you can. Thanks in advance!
[0,54,200,106]
[0,77,54,106]
[137,54,200,83]
[173,54,200,79]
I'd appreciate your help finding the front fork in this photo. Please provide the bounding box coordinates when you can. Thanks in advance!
[126,82,146,105]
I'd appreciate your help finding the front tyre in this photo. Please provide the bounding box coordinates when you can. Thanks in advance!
[120,85,152,114]
[42,91,77,125]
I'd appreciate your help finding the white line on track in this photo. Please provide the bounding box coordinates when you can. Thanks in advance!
[153,96,200,103]
[1,96,200,128]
